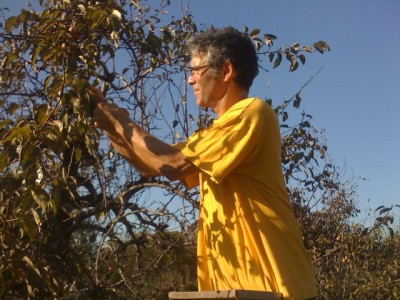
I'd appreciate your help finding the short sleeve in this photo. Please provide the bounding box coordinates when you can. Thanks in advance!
[180,101,263,183]
[172,141,200,189]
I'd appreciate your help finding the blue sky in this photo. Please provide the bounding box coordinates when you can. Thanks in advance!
[3,0,399,217]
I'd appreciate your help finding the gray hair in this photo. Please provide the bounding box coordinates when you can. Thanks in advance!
[187,27,259,92]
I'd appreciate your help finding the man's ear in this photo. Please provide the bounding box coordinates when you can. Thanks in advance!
[222,61,235,82]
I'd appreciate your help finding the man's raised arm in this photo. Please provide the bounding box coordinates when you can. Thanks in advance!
[88,87,198,182]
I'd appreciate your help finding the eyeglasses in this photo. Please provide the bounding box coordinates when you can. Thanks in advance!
[187,64,211,77]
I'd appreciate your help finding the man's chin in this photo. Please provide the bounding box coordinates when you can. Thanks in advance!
[196,99,205,107]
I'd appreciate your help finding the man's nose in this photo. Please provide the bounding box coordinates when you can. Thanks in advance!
[187,74,195,85]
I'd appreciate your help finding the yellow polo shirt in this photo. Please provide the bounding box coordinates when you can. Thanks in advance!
[174,98,317,299]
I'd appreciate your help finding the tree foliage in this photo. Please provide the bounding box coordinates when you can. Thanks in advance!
[0,0,398,299]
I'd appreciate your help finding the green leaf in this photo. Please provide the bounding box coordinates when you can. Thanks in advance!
[35,105,49,125]
[289,60,299,72]
[19,216,38,241]
[25,166,39,186]
[43,127,64,154]
[379,207,392,215]
[0,153,9,172]
[31,186,50,212]
[31,46,41,72]
[75,147,82,162]
[313,43,324,54]
[298,54,306,65]
[5,16,17,33]
[253,38,263,51]
[302,46,313,53]
[268,52,275,63]
[313,41,330,54]
[16,9,32,24]
[273,52,282,68]
[21,145,41,169]
[0,119,12,130]
[30,208,42,227]
[388,227,394,238]
[50,180,63,213]
[7,103,20,115]
[22,255,41,278]
[249,28,260,38]
[264,33,277,40]
[76,120,87,134]
[292,152,304,162]
[111,10,122,31]
[43,75,52,91]
[2,123,31,143]
[291,42,299,49]
[282,111,288,122]
[293,92,301,108]
[19,190,35,211]
[75,79,89,92]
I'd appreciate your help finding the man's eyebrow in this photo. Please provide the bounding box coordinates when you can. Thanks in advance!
[188,65,210,70]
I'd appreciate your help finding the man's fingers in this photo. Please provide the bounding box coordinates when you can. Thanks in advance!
[87,87,104,103]
[87,86,106,116]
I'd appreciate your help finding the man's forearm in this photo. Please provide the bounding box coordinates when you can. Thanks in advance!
[105,128,158,177]
[104,120,197,180]
[90,95,197,180]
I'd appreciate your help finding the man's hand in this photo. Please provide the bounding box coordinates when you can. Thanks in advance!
[87,86,105,115]
[88,87,131,133]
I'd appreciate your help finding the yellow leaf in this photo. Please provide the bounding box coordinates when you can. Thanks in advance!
[112,9,122,20]
[30,208,42,229]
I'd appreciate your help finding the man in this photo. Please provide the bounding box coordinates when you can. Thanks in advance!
[89,27,317,299]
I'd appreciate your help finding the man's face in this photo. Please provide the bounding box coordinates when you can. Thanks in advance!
[187,54,225,109]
